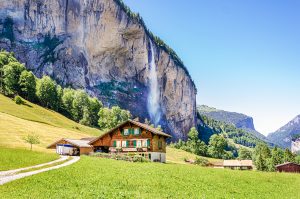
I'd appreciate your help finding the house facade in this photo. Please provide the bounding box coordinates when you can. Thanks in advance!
[276,162,300,173]
[48,120,172,163]
[89,120,171,163]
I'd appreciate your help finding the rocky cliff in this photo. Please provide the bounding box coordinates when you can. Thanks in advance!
[0,0,197,140]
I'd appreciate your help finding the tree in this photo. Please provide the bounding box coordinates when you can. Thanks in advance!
[72,90,89,122]
[36,76,59,110]
[88,97,102,126]
[79,107,92,126]
[23,134,40,150]
[98,106,131,129]
[208,134,228,159]
[253,143,271,171]
[283,148,295,163]
[238,147,252,160]
[19,70,36,101]
[0,51,18,93]
[61,88,76,118]
[3,61,25,95]
[156,125,163,131]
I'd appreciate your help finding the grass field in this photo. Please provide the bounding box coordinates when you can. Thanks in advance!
[0,94,102,152]
[0,156,299,199]
[0,148,59,171]
[166,147,221,164]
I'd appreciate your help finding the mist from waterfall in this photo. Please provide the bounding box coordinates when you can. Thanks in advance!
[147,40,161,126]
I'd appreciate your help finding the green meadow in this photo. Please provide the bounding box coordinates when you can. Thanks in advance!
[0,148,58,171]
[1,156,300,199]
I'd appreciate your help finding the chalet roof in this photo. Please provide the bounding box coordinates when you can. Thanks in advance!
[80,137,97,141]
[89,120,172,144]
[223,160,253,167]
[47,138,92,148]
[275,162,300,168]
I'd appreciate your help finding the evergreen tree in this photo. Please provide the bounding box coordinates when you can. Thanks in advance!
[283,148,295,163]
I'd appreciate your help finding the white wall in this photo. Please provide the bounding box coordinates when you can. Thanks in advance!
[150,152,166,163]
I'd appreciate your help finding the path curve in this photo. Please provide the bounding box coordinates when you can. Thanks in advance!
[0,156,80,185]
[0,156,69,177]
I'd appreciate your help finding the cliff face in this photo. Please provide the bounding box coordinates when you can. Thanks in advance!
[0,0,197,140]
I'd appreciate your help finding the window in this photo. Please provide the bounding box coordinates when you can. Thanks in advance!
[137,140,142,147]
[122,141,127,148]
[158,141,162,149]
[134,128,140,135]
[116,141,121,147]
[123,129,130,136]
[142,140,147,147]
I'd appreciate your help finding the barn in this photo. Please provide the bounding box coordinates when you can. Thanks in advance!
[276,162,300,173]
[47,138,94,156]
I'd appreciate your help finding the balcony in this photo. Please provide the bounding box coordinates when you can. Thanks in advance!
[109,147,149,153]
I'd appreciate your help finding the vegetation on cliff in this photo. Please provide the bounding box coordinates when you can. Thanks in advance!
[0,51,131,130]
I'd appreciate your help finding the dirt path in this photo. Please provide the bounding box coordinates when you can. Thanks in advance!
[0,156,80,185]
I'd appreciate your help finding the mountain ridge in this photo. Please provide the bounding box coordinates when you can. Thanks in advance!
[267,115,300,149]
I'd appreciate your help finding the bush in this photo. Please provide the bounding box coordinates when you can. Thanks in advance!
[194,157,210,167]
[14,95,23,105]
[133,155,149,163]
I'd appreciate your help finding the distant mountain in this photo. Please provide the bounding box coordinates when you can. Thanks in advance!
[198,105,266,141]
[267,115,300,149]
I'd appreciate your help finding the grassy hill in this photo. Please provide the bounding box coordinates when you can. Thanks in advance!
[1,156,300,199]
[0,94,102,152]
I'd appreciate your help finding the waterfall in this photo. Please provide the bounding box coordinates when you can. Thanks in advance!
[147,40,161,126]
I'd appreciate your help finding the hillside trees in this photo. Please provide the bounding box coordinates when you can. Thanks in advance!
[238,147,252,160]
[98,106,131,130]
[0,50,131,130]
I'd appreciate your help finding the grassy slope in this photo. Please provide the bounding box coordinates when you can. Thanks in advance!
[166,147,221,164]
[0,94,103,152]
[1,156,299,199]
[0,94,101,136]
[0,148,58,171]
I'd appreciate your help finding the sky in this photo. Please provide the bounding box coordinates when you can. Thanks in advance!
[123,0,300,135]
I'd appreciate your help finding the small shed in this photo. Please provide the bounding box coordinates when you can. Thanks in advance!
[276,162,300,173]
[47,138,93,155]
[223,160,253,170]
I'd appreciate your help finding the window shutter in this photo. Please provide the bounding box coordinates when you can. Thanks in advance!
[147,139,150,147]
[126,140,129,147]
[133,140,136,147]
[121,129,124,136]
[113,141,116,147]
[139,128,141,135]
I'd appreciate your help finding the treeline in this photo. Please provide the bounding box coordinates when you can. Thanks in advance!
[0,51,131,129]
[253,143,300,172]
[199,114,265,148]
[170,128,239,159]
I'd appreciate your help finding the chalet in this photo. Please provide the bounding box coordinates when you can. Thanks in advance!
[223,160,253,170]
[276,162,300,173]
[47,120,172,163]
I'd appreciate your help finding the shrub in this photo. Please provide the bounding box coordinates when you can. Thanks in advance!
[14,95,23,105]
[133,155,149,163]
[194,157,210,167]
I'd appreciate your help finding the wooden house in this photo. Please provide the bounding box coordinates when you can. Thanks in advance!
[223,160,253,170]
[48,120,172,163]
[276,162,300,173]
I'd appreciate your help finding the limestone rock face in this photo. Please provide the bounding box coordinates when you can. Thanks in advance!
[0,0,197,140]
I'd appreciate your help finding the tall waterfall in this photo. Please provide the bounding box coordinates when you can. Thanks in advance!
[147,40,161,126]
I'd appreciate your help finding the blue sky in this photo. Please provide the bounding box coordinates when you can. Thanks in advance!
[123,0,300,135]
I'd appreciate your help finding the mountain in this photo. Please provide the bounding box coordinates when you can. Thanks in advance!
[267,115,300,149]
[198,105,266,141]
[0,0,197,140]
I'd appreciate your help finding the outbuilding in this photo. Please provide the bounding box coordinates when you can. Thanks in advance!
[47,138,94,156]
[223,160,253,170]
[276,162,300,173]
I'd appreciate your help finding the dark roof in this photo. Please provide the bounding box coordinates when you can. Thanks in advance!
[275,162,300,168]
[89,120,172,144]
